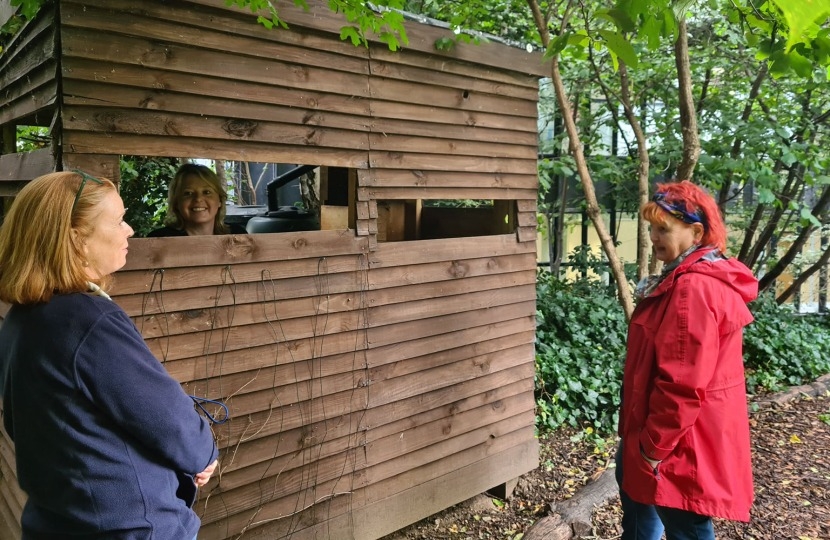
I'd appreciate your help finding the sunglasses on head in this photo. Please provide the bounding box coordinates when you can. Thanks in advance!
[71,170,104,213]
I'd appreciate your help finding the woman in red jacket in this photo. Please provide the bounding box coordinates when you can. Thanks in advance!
[616,181,758,540]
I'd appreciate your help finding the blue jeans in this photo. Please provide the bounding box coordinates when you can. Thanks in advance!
[615,444,715,540]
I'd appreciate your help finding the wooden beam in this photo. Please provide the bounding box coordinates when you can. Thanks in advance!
[0,148,56,181]
[60,154,120,184]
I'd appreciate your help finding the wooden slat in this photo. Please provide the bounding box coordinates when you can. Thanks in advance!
[122,229,366,271]
[61,131,369,168]
[518,211,537,227]
[210,344,532,471]
[0,7,54,86]
[367,132,536,160]
[60,29,371,98]
[369,234,535,267]
[517,226,536,243]
[359,169,537,189]
[350,437,538,539]
[369,99,537,132]
[61,0,371,72]
[0,86,58,127]
[0,149,55,182]
[209,423,537,540]
[161,314,531,387]
[188,0,549,77]
[202,391,532,518]
[62,106,371,151]
[0,61,57,113]
[517,198,538,212]
[358,185,537,201]
[369,116,537,146]
[369,76,538,119]
[368,152,537,175]
[62,79,372,133]
[369,45,540,90]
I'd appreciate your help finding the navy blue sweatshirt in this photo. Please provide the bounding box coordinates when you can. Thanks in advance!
[0,293,218,539]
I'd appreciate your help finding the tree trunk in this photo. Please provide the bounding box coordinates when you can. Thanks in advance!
[526,0,634,319]
[759,185,830,293]
[674,19,699,181]
[776,240,830,305]
[618,62,651,281]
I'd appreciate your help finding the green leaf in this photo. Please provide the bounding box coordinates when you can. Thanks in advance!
[598,29,639,68]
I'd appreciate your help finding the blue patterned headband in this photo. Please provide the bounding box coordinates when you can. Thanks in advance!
[652,192,706,229]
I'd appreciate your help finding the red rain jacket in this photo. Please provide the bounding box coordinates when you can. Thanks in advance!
[618,247,758,521]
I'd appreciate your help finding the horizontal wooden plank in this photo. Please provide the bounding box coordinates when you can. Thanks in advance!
[0,8,54,89]
[118,258,533,337]
[112,254,367,295]
[349,437,538,539]
[208,389,533,519]
[132,280,531,362]
[62,105,371,151]
[368,45,541,90]
[60,29,372,98]
[184,327,533,447]
[367,152,537,175]
[0,61,57,115]
[62,58,373,118]
[199,421,536,539]
[367,132,536,160]
[0,148,55,182]
[188,0,548,77]
[62,131,369,168]
[366,300,535,349]
[359,169,538,189]
[62,79,372,133]
[163,314,531,388]
[369,99,538,133]
[216,359,532,477]
[122,229,366,271]
[369,116,537,146]
[61,0,371,72]
[0,85,57,127]
[369,234,535,267]
[190,335,531,422]
[115,273,366,316]
[517,198,538,212]
[369,76,537,119]
[359,185,537,201]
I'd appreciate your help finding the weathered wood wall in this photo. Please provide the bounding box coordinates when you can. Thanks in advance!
[0,0,544,537]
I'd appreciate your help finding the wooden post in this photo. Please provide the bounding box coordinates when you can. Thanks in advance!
[61,154,121,186]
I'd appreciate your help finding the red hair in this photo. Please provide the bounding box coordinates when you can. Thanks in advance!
[641,180,727,252]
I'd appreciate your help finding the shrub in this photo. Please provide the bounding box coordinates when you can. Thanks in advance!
[535,270,627,436]
[535,274,830,435]
[743,294,830,393]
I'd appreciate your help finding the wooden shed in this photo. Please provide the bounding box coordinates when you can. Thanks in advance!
[0,0,546,538]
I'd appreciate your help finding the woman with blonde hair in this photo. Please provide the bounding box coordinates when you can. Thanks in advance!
[616,180,758,540]
[148,162,245,236]
[0,171,218,539]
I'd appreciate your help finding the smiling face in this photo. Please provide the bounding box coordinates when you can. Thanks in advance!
[649,213,703,263]
[176,174,222,234]
[83,190,134,279]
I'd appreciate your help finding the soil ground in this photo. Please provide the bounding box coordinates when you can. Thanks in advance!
[381,388,830,540]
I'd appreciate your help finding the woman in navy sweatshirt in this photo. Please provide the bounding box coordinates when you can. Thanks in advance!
[0,171,219,540]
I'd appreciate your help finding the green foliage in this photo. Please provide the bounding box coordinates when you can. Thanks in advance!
[534,269,627,436]
[119,156,178,238]
[535,269,830,435]
[743,294,830,392]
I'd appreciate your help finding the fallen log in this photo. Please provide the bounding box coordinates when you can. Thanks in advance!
[523,467,618,540]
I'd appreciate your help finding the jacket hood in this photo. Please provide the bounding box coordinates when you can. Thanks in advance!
[653,247,758,304]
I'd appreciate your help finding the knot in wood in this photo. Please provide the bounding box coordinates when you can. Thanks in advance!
[223,119,257,138]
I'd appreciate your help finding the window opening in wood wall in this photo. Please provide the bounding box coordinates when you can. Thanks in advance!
[120,158,363,236]
[377,199,516,242]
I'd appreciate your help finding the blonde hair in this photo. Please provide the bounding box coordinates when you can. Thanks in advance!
[0,171,116,304]
[164,163,229,234]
